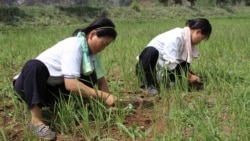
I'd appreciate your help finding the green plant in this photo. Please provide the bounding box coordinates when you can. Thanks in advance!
[116,122,153,140]
[1,6,250,140]
[130,1,141,12]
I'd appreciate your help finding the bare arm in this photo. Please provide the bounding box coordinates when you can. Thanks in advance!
[64,78,114,106]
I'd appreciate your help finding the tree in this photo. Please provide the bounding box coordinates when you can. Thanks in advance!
[216,0,243,6]
[245,0,250,5]
[216,0,228,6]
[158,0,169,6]
[187,0,196,6]
[173,0,182,5]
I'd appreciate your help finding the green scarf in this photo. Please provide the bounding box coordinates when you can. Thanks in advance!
[77,32,106,78]
[77,32,93,75]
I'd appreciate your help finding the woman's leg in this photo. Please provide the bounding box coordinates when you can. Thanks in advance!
[14,59,50,110]
[30,104,44,125]
[79,72,97,88]
[168,61,190,85]
[136,47,159,87]
[136,47,159,94]
[13,59,56,140]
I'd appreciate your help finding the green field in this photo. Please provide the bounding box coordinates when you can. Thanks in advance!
[0,6,250,141]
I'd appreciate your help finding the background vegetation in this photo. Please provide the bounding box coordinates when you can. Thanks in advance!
[0,1,250,141]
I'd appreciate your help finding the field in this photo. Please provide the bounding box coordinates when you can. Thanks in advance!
[0,6,250,141]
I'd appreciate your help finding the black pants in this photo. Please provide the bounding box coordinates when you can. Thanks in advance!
[136,47,190,87]
[136,47,159,87]
[13,59,97,109]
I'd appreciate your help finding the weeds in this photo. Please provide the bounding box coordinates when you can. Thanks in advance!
[0,6,250,141]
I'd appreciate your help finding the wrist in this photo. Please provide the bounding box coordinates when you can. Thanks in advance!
[105,94,115,106]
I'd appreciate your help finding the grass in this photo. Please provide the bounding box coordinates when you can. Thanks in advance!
[0,6,250,140]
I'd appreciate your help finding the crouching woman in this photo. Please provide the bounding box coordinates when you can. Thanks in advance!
[136,18,212,95]
[13,17,117,140]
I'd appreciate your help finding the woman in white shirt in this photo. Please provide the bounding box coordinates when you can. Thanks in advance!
[13,17,117,140]
[136,18,212,95]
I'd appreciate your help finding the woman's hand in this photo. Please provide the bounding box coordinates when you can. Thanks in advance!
[188,73,201,83]
[105,94,116,106]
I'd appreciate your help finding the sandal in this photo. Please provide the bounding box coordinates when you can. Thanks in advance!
[29,123,56,141]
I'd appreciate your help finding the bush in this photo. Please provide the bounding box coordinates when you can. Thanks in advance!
[0,7,28,25]
[245,0,250,5]
[56,6,109,19]
[130,1,141,12]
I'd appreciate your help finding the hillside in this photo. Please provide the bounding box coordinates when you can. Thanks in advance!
[0,5,250,27]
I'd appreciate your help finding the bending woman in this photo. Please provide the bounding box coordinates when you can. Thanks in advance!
[136,18,212,95]
[13,17,117,140]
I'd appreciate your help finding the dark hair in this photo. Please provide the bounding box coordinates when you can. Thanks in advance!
[72,17,117,39]
[186,18,212,40]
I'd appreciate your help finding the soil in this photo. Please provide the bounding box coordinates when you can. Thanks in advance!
[0,91,170,141]
[1,69,204,140]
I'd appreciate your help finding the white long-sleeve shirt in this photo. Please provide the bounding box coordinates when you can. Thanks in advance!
[143,27,199,82]
[147,27,188,71]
